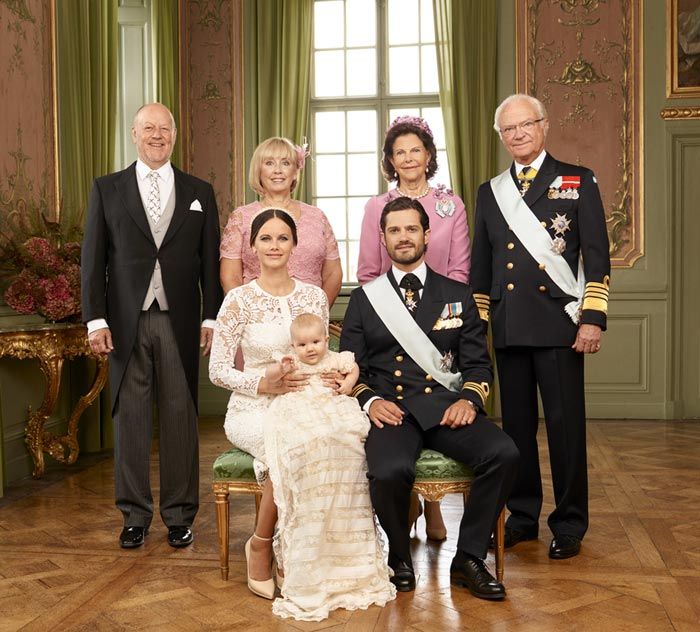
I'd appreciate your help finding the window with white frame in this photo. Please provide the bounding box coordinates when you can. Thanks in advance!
[311,0,450,283]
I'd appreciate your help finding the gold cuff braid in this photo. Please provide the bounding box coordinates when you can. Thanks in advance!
[582,280,609,314]
[351,384,373,398]
[462,381,490,407]
[473,293,491,322]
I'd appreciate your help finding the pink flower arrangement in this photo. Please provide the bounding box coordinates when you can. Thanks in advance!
[3,236,82,321]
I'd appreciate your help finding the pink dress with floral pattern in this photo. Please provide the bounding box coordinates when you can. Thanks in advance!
[220,201,340,286]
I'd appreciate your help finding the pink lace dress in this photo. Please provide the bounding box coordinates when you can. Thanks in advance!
[220,201,340,287]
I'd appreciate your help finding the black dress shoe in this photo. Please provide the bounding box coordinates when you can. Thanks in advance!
[450,555,506,600]
[489,526,538,549]
[389,561,416,592]
[119,526,148,549]
[549,535,581,559]
[168,526,194,548]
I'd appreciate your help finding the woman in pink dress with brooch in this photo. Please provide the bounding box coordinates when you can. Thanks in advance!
[358,116,470,285]
[221,137,342,306]
[357,115,472,542]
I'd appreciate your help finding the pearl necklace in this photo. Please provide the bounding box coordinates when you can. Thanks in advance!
[395,184,431,199]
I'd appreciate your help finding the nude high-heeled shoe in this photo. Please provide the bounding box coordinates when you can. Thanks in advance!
[408,491,423,535]
[424,500,447,541]
[245,534,275,599]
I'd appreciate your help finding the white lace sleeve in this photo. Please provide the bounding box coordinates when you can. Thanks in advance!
[208,291,262,396]
[334,350,356,373]
[293,283,329,326]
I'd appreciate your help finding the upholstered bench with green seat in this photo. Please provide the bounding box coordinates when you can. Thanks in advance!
[212,447,505,582]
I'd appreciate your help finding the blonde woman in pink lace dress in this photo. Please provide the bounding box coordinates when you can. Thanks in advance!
[220,137,342,305]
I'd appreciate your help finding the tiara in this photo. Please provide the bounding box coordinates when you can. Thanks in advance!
[387,115,433,139]
[248,206,297,232]
[294,138,311,170]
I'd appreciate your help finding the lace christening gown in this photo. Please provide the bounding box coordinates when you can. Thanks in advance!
[209,280,395,621]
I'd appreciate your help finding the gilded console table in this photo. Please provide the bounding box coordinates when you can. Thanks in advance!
[0,323,108,478]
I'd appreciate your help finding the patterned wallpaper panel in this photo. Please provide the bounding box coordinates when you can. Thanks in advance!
[516,0,643,267]
[0,0,57,219]
[180,0,244,227]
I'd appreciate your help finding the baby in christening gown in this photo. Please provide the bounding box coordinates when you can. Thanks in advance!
[262,313,395,621]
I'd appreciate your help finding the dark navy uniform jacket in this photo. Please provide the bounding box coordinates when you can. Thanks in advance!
[471,153,610,348]
[340,267,492,430]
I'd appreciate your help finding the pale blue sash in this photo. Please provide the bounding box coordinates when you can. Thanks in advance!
[490,169,585,323]
[362,275,462,392]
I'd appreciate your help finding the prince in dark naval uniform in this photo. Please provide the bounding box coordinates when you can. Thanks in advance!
[471,94,611,559]
[341,197,518,600]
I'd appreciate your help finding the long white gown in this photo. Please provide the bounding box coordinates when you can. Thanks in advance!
[209,280,395,622]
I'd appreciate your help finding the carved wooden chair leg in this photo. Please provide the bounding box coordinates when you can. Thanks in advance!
[214,488,230,580]
[495,507,505,582]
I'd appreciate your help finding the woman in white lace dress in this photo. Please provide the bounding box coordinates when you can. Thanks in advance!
[209,209,394,621]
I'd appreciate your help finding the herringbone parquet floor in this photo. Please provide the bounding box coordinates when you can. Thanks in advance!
[1,418,699,631]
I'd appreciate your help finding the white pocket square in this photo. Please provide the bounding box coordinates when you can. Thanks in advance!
[189,199,203,211]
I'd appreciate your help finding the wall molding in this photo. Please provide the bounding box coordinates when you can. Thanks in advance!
[586,314,649,393]
[669,131,700,418]
[660,107,700,120]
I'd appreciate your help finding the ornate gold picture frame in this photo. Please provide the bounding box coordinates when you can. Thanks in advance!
[668,0,700,98]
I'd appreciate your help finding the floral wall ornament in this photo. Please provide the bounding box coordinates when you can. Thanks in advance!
[191,0,224,31]
[0,0,34,21]
[0,0,58,224]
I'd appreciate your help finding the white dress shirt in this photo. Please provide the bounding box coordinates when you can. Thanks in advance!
[392,262,427,301]
[135,158,175,215]
[514,149,547,177]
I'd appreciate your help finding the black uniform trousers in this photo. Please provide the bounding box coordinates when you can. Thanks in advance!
[113,305,199,529]
[365,411,518,568]
[495,346,587,539]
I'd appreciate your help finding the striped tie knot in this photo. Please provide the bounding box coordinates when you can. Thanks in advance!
[518,166,537,181]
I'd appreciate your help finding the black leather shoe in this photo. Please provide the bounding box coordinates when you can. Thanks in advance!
[389,561,416,592]
[489,526,538,549]
[450,555,506,600]
[549,535,581,559]
[119,526,148,549]
[168,526,194,548]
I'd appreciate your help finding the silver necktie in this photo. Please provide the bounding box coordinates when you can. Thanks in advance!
[146,171,162,223]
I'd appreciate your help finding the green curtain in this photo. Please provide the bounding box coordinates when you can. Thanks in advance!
[432,0,498,229]
[57,0,117,228]
[152,0,181,167]
[57,1,117,453]
[433,0,498,414]
[244,0,313,202]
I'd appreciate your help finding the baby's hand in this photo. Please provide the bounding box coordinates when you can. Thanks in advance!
[280,355,296,375]
[336,382,352,396]
[335,373,356,396]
